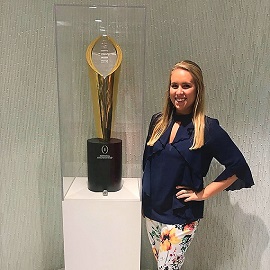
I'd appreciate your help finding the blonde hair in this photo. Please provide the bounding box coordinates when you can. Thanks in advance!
[147,60,205,150]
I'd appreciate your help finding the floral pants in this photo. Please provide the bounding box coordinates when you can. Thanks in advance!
[146,218,199,270]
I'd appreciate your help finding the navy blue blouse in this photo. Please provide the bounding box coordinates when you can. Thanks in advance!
[142,113,254,225]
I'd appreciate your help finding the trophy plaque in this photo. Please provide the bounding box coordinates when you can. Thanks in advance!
[86,35,123,192]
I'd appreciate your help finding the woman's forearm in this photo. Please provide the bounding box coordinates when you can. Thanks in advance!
[176,174,238,202]
[199,174,238,200]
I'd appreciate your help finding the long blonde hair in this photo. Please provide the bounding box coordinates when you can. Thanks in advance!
[147,60,205,150]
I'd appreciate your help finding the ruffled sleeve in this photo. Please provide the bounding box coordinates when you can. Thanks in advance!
[205,118,254,191]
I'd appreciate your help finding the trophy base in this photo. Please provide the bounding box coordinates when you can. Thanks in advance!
[87,138,122,192]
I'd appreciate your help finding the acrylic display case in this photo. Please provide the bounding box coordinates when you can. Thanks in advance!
[55,5,145,270]
[54,5,146,197]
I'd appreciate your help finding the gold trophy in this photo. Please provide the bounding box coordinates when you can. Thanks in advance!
[86,35,123,192]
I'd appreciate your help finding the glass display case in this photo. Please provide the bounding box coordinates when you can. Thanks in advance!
[54,5,146,197]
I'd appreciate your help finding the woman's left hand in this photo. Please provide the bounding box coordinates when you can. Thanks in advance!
[176,186,204,202]
[176,175,238,202]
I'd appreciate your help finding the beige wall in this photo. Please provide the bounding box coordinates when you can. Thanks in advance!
[1,0,269,269]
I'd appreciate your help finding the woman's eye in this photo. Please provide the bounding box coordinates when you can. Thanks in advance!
[182,84,191,89]
[171,83,179,89]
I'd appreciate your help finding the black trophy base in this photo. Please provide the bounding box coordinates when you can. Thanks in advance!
[87,138,122,192]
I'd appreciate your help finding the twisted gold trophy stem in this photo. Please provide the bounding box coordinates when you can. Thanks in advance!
[86,35,122,141]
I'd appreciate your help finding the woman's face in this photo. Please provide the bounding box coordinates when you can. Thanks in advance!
[169,68,197,115]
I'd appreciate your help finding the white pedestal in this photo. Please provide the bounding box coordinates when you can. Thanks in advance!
[62,177,141,270]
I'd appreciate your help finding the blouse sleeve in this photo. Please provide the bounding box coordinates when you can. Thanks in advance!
[206,118,254,191]
[142,113,162,171]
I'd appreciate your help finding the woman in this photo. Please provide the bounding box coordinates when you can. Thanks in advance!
[142,60,254,269]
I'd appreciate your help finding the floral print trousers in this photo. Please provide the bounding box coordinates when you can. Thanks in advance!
[146,218,199,270]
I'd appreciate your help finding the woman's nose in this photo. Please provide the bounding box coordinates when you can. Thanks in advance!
[176,87,184,94]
